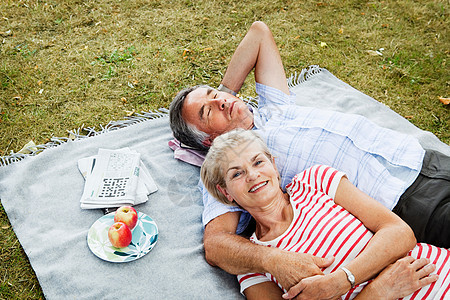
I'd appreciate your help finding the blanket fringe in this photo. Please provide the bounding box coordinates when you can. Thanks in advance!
[288,65,323,88]
[0,108,168,167]
[70,109,169,139]
[1,66,323,167]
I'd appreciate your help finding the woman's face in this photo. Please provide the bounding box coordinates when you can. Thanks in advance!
[217,140,281,211]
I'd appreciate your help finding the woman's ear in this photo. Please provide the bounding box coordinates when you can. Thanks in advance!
[216,184,234,203]
[271,156,279,173]
[271,156,281,183]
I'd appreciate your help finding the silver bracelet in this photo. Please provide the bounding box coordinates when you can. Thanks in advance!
[341,267,355,289]
[217,84,237,96]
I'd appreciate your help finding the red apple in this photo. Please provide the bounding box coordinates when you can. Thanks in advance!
[114,206,138,230]
[108,222,132,248]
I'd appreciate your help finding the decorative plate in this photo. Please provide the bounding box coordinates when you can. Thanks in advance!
[87,211,158,263]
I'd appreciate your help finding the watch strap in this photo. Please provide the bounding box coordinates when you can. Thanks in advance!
[217,84,237,96]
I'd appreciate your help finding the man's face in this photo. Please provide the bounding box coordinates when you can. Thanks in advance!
[182,87,254,143]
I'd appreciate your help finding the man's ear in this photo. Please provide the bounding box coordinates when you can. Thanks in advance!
[202,136,213,147]
[216,184,234,203]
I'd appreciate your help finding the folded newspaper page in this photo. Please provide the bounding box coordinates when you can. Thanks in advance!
[78,148,157,209]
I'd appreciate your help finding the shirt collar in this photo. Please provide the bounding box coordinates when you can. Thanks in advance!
[249,105,264,130]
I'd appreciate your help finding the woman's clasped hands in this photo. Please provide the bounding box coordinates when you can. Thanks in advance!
[282,256,438,300]
[282,272,350,300]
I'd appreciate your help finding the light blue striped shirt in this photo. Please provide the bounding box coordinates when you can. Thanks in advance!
[201,83,425,234]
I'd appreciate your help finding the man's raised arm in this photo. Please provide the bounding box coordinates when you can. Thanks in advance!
[219,21,290,96]
[203,211,334,290]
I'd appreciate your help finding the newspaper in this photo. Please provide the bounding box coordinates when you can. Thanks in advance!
[78,148,158,209]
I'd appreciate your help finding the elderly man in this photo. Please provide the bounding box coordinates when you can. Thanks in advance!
[169,21,449,295]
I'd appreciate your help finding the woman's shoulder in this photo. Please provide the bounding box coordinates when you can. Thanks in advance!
[286,165,342,194]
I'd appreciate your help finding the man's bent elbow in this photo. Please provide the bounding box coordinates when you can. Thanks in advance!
[405,224,417,251]
[396,222,417,255]
[203,232,219,266]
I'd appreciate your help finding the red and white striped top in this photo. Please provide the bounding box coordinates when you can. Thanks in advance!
[238,165,450,299]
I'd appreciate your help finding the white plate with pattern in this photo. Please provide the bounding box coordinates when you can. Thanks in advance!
[87,211,158,263]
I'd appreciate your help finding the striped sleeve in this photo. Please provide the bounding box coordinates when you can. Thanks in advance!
[237,273,271,295]
[255,82,296,106]
[287,165,346,199]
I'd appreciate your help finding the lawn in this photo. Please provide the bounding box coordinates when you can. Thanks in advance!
[0,0,448,298]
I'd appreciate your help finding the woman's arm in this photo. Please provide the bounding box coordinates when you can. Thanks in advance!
[283,176,416,299]
[204,212,334,290]
[333,177,417,285]
[355,256,438,300]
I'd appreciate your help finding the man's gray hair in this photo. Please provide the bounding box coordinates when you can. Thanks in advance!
[169,85,212,152]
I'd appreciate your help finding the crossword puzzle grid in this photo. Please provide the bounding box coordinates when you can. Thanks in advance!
[107,153,135,172]
[98,177,130,197]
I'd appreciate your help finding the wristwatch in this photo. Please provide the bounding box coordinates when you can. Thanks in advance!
[341,267,355,289]
[217,84,237,96]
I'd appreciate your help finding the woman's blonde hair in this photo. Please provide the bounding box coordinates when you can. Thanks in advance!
[200,129,273,205]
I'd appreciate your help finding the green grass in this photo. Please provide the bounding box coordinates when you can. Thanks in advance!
[0,0,448,298]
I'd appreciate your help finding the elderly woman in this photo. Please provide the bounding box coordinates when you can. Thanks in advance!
[201,129,449,300]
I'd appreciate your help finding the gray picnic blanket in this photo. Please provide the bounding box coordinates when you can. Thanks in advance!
[0,66,448,300]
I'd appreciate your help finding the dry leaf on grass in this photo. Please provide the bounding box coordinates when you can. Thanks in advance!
[18,140,37,154]
[367,50,383,56]
[182,49,190,58]
[124,110,135,117]
[439,97,450,105]
[0,29,12,37]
